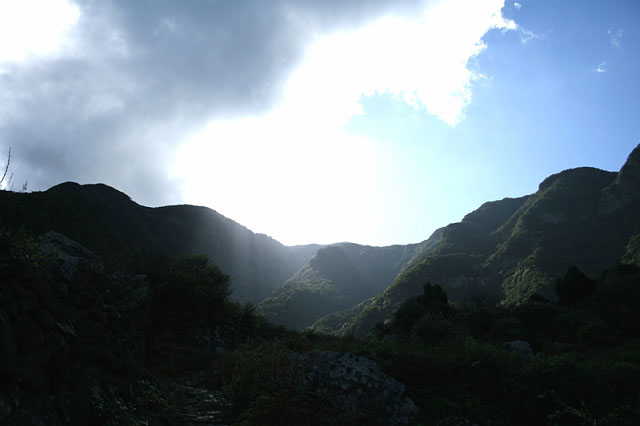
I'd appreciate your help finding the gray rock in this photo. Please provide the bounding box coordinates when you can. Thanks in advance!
[0,396,11,422]
[0,314,18,375]
[505,340,533,360]
[292,351,418,425]
[600,144,640,214]
[15,299,36,312]
[55,319,77,337]
[40,231,104,282]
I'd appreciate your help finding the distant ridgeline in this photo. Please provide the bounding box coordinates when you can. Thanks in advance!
[0,182,321,302]
[2,144,640,335]
[331,144,640,337]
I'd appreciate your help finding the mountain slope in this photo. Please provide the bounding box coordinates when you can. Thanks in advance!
[257,233,442,329]
[0,182,319,302]
[339,144,640,337]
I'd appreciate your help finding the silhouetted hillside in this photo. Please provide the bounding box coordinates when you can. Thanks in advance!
[0,182,319,302]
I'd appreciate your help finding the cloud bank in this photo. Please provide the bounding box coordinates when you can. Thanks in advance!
[1,0,432,204]
[1,0,517,243]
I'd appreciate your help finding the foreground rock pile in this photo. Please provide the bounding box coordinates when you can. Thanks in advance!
[0,231,151,424]
[292,351,418,425]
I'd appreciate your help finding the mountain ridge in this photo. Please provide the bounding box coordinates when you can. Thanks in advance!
[2,144,640,334]
[256,237,441,329]
[0,181,320,302]
[331,145,640,337]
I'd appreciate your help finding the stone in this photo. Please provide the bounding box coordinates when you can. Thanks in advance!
[40,231,104,282]
[0,395,11,422]
[33,310,54,331]
[291,351,418,425]
[55,319,77,338]
[20,350,51,390]
[505,340,533,360]
[600,144,640,213]
[15,299,36,312]
[13,315,44,354]
[0,314,18,374]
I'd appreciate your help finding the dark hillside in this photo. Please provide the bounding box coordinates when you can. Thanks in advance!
[0,182,318,302]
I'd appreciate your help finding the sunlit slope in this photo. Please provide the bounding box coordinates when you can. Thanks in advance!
[0,182,319,302]
[339,144,640,337]
[257,233,443,330]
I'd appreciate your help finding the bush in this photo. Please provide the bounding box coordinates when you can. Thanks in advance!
[555,266,595,305]
[216,341,333,426]
[153,255,231,325]
[392,282,451,334]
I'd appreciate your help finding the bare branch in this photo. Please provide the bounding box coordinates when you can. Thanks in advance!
[0,147,10,188]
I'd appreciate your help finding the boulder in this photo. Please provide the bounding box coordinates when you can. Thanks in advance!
[505,340,533,360]
[40,231,104,282]
[292,351,418,425]
[0,313,18,374]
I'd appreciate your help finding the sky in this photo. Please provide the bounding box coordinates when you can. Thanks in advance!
[1,0,639,246]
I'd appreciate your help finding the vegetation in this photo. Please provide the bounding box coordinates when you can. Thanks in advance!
[257,242,431,329]
[3,144,640,425]
[0,182,317,302]
[215,263,640,425]
[338,156,640,337]
[4,223,639,424]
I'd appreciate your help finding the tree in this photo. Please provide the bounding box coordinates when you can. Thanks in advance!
[1,147,12,190]
[153,255,231,325]
[555,266,595,305]
[0,147,27,192]
[392,281,451,334]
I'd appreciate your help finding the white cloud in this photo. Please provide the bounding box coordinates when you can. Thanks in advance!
[172,0,518,244]
[279,0,517,127]
[514,2,522,10]
[0,0,79,62]
[520,28,538,44]
[595,61,608,73]
[608,28,623,49]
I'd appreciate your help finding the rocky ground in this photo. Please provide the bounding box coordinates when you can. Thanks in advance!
[1,231,417,425]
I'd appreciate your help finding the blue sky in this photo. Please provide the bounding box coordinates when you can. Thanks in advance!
[339,0,640,244]
[1,1,639,246]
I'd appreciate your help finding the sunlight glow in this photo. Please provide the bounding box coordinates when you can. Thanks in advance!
[0,0,79,63]
[172,0,516,245]
[173,115,380,245]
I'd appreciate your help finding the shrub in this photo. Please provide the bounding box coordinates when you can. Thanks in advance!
[216,341,333,425]
[555,266,595,305]
[153,255,231,325]
[392,282,451,334]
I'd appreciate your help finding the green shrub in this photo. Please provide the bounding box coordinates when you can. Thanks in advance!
[555,266,595,305]
[392,282,451,334]
[216,341,334,425]
[576,319,612,348]
[153,255,230,325]
[411,314,454,345]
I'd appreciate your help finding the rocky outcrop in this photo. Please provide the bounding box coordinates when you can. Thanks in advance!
[0,231,151,425]
[600,144,640,213]
[505,340,533,360]
[40,231,105,282]
[291,351,418,425]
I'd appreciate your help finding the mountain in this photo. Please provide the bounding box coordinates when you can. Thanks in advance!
[0,182,319,302]
[257,231,442,330]
[4,145,640,335]
[334,144,640,337]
